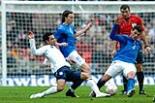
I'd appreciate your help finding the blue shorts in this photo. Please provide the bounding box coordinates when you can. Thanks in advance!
[136,50,143,63]
[54,66,81,81]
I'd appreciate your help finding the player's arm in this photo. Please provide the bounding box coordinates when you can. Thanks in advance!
[111,16,122,56]
[41,58,51,68]
[54,42,68,49]
[75,20,93,37]
[110,24,126,43]
[136,16,151,53]
[53,28,68,47]
[55,42,68,47]
[141,24,151,53]
[111,41,117,56]
[28,31,46,56]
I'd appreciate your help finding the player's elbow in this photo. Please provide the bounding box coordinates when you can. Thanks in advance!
[31,50,38,55]
[109,34,115,40]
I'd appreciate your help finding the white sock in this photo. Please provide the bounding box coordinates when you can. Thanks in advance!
[86,79,102,95]
[42,86,57,96]
[69,87,75,92]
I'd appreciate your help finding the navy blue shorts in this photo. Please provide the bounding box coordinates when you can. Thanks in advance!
[136,50,143,63]
[54,66,81,81]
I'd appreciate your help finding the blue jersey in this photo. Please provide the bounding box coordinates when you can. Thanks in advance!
[110,24,142,64]
[54,23,77,57]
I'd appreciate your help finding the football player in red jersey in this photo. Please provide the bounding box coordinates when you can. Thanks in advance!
[112,5,151,95]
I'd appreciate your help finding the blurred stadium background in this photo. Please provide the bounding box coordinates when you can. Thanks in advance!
[0,0,155,86]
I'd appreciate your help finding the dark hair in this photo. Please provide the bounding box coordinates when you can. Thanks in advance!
[132,25,142,34]
[61,10,73,23]
[43,32,53,42]
[120,5,130,11]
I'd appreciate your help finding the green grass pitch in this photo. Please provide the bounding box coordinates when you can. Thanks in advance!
[0,86,154,103]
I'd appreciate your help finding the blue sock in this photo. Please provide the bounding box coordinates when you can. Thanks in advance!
[127,78,135,92]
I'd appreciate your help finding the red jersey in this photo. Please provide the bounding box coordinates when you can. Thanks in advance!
[118,14,144,36]
[115,14,144,49]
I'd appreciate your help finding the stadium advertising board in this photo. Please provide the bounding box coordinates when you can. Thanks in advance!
[0,75,155,86]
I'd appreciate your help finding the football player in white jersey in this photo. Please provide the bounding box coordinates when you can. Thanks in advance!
[28,32,110,98]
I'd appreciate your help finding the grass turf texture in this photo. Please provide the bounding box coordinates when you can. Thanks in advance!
[0,86,154,103]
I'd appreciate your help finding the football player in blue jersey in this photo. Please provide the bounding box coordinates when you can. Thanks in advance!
[54,10,110,97]
[91,19,143,97]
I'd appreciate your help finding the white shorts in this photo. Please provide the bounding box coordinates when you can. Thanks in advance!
[66,50,85,66]
[105,60,137,78]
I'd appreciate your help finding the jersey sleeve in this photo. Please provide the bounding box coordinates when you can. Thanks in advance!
[29,39,46,56]
[136,15,145,31]
[110,24,127,44]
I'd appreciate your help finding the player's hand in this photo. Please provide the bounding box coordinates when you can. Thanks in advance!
[114,15,122,24]
[59,42,68,46]
[87,21,93,30]
[111,49,116,57]
[115,17,119,24]
[28,31,34,39]
[144,46,152,54]
[55,42,68,47]
[85,18,93,31]
[89,18,94,25]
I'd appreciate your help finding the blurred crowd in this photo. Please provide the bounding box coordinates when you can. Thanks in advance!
[4,11,155,75]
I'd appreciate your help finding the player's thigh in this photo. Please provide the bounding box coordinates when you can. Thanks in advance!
[67,50,85,67]
[54,66,72,91]
[123,63,136,78]
[54,66,70,82]
[105,61,123,78]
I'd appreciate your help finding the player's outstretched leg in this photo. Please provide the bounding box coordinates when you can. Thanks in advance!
[127,78,136,97]
[86,78,110,97]
[89,74,111,97]
[30,86,57,99]
[30,79,66,99]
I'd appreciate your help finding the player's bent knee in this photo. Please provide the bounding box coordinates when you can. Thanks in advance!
[81,72,90,80]
[127,71,136,79]
[81,63,90,73]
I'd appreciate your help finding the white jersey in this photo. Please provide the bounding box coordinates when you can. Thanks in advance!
[29,39,70,73]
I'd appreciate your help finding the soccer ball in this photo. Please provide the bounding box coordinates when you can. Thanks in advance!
[105,79,118,95]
